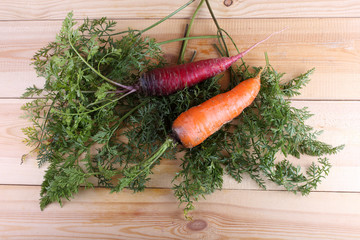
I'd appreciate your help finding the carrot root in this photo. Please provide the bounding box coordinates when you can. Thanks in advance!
[172,69,263,148]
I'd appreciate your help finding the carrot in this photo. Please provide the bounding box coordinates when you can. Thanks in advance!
[75,29,281,97]
[172,69,263,148]
[138,34,273,96]
[120,69,263,192]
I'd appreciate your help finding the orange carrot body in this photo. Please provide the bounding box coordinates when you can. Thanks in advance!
[172,71,262,148]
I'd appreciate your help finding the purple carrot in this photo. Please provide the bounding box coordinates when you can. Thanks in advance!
[138,29,284,96]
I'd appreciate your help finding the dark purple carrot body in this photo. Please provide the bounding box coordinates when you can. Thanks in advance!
[138,30,280,96]
[139,55,239,95]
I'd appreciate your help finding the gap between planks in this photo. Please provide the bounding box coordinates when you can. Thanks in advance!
[1,183,360,195]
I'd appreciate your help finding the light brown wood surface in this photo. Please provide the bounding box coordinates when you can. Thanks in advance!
[1,0,360,239]
[2,186,360,240]
[1,0,360,20]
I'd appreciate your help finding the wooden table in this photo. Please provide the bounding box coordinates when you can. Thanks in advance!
[1,0,360,239]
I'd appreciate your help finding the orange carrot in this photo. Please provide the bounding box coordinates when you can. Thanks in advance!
[172,69,262,148]
[124,70,263,192]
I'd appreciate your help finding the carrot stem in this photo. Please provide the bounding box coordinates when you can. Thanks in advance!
[108,100,149,140]
[205,0,229,57]
[108,29,141,37]
[118,138,176,189]
[190,50,197,62]
[68,32,135,91]
[179,0,205,63]
[205,0,238,86]
[54,89,136,116]
[158,35,218,45]
[217,28,250,76]
[143,138,175,168]
[264,52,270,66]
[177,24,189,64]
[139,0,195,35]
[108,0,195,37]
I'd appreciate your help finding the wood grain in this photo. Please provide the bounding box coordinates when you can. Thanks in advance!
[1,18,360,99]
[1,185,360,239]
[2,99,359,193]
[1,1,360,238]
[1,0,360,20]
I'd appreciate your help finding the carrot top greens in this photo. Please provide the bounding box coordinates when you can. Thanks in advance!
[21,1,343,218]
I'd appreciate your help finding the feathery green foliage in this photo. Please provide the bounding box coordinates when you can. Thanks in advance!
[22,4,343,218]
[172,64,344,216]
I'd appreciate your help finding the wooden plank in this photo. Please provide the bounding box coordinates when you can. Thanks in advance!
[1,18,360,99]
[1,0,358,239]
[2,99,359,192]
[1,0,360,20]
[1,185,360,239]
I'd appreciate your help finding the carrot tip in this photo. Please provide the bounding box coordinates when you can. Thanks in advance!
[256,68,264,78]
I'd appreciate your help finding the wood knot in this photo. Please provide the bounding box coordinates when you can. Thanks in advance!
[223,0,233,7]
[187,219,208,231]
